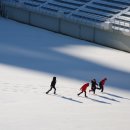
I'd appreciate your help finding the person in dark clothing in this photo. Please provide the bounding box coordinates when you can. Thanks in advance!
[97,78,107,92]
[89,79,98,94]
[46,77,57,94]
[77,82,89,97]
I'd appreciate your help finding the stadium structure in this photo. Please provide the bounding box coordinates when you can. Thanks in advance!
[1,0,130,52]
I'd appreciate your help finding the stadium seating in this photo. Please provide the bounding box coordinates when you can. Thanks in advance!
[111,9,130,32]
[40,0,91,15]
[69,0,128,24]
[2,0,130,52]
[2,0,130,32]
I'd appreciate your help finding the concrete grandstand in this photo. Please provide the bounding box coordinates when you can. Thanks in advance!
[1,0,130,52]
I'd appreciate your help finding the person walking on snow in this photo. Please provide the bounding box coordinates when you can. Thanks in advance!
[97,78,107,92]
[77,82,89,97]
[89,79,98,94]
[46,77,57,94]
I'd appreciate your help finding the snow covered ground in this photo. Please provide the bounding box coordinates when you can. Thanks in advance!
[0,17,130,130]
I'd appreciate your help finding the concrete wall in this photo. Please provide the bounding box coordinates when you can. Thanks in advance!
[80,25,95,42]
[95,29,130,52]
[5,6,29,23]
[3,3,130,53]
[30,13,60,32]
[60,20,80,38]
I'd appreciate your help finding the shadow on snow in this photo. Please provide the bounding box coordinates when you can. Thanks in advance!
[47,93,83,103]
[87,97,111,105]
[0,19,130,91]
[96,94,120,102]
[103,92,130,100]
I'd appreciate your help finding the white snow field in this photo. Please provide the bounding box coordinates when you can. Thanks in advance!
[0,17,130,130]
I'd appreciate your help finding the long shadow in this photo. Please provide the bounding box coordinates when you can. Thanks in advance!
[87,97,111,104]
[61,96,83,103]
[103,92,130,100]
[78,95,111,104]
[0,18,130,91]
[48,94,111,104]
[47,94,83,103]
[96,94,120,102]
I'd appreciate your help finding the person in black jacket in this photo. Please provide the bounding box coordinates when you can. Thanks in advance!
[89,79,98,94]
[46,77,57,94]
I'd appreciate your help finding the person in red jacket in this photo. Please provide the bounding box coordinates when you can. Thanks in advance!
[77,83,89,97]
[97,78,107,92]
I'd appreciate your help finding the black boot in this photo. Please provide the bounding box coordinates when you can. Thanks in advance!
[46,91,49,94]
